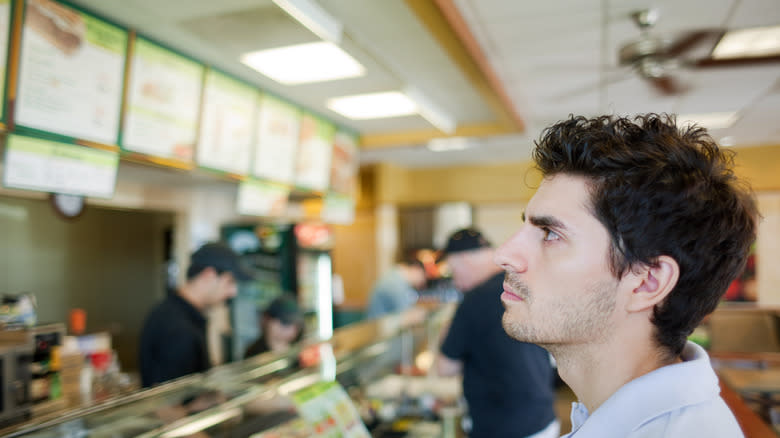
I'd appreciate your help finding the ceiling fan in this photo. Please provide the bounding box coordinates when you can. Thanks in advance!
[618,9,780,95]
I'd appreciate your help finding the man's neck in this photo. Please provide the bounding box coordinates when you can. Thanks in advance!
[177,284,205,312]
[552,328,676,414]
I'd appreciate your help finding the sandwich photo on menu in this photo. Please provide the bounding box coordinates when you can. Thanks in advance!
[26,0,85,56]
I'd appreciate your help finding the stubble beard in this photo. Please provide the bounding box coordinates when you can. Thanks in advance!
[501,272,618,351]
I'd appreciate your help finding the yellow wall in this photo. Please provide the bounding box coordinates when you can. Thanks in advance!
[733,144,780,191]
[372,144,780,205]
[375,161,542,205]
[340,144,780,308]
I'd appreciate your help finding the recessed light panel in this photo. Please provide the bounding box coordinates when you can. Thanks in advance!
[327,91,418,119]
[678,112,738,130]
[241,42,365,85]
[712,25,780,60]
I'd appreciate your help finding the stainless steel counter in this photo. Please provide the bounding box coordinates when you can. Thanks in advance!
[1,304,457,438]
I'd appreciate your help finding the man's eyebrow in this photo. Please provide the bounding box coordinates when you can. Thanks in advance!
[524,213,567,231]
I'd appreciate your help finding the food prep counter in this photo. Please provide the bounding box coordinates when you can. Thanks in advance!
[0,304,460,438]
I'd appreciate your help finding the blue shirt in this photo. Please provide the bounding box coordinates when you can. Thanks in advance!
[563,341,743,437]
[366,268,417,318]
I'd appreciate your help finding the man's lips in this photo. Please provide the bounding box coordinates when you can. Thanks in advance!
[501,283,523,301]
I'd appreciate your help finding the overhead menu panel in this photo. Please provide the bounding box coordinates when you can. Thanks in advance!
[0,0,11,123]
[253,94,300,184]
[196,69,257,175]
[329,130,359,196]
[321,192,355,225]
[15,0,127,144]
[236,178,289,217]
[3,133,119,198]
[122,36,203,162]
[295,113,334,192]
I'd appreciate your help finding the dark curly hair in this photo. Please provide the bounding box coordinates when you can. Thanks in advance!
[533,113,758,356]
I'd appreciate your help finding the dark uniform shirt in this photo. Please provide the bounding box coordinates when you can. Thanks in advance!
[244,336,271,359]
[139,293,210,387]
[441,273,556,438]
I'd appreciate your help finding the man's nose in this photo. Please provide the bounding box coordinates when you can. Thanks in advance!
[494,230,529,273]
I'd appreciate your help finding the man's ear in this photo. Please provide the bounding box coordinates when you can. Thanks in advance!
[626,255,679,313]
[197,266,218,281]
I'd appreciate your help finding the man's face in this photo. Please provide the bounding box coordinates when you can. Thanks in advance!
[446,252,474,292]
[494,174,623,347]
[207,272,238,307]
[409,266,427,290]
[267,318,301,345]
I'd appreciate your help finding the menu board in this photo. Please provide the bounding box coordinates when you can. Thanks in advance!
[0,0,11,121]
[321,193,355,225]
[295,113,334,191]
[329,130,359,196]
[253,94,300,184]
[15,0,127,144]
[196,69,257,174]
[291,381,370,438]
[3,134,119,198]
[236,178,289,217]
[122,36,203,162]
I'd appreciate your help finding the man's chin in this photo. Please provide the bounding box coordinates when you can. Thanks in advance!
[501,314,525,341]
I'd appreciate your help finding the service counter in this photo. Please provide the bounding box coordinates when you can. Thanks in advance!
[9,302,776,437]
[707,304,780,435]
[0,304,460,438]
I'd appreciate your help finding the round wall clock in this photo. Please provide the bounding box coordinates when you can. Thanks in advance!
[50,193,86,220]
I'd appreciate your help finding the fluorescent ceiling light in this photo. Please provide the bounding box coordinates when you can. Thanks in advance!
[241,42,365,85]
[405,87,457,134]
[427,137,472,152]
[327,91,417,119]
[678,112,738,130]
[712,25,780,60]
[272,0,343,44]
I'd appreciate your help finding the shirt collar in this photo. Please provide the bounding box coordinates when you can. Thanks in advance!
[170,293,207,326]
[566,341,720,437]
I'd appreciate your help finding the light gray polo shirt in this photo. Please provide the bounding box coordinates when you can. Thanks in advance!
[562,341,744,437]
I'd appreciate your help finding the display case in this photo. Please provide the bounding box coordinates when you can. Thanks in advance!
[0,304,457,438]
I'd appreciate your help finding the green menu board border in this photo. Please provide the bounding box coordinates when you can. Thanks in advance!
[4,0,360,192]
[117,33,206,153]
[2,131,120,198]
[13,0,129,146]
[0,0,16,124]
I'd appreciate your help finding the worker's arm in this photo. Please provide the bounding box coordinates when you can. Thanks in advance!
[436,353,463,376]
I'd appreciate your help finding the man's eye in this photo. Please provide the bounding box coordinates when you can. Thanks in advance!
[542,228,560,242]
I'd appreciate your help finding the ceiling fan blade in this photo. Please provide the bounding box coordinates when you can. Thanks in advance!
[647,76,687,95]
[663,30,724,58]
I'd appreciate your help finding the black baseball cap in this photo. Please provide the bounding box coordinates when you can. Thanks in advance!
[265,294,303,325]
[190,242,255,281]
[440,228,492,259]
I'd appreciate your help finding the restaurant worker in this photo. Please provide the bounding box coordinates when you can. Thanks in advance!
[437,228,558,438]
[496,114,756,437]
[140,241,253,387]
[366,257,427,319]
[244,294,304,358]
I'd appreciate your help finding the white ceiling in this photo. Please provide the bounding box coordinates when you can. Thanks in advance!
[68,0,780,169]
